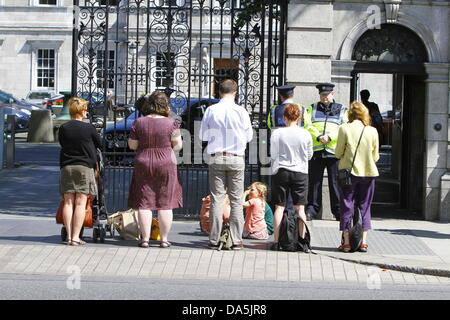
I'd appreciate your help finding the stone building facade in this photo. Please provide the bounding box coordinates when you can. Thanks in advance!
[286,0,449,221]
[0,0,73,99]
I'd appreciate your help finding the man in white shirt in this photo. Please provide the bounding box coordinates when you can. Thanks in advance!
[199,79,253,250]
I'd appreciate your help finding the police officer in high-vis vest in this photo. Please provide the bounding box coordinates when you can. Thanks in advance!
[304,83,348,221]
[267,85,305,130]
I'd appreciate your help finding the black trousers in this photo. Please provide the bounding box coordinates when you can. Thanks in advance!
[306,155,340,219]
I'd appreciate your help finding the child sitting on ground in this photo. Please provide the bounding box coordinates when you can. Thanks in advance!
[199,194,231,235]
[242,182,269,240]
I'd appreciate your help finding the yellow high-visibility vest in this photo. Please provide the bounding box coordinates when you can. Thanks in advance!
[303,102,348,154]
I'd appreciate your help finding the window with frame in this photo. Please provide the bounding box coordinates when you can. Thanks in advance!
[37,49,55,89]
[212,0,240,8]
[97,50,115,89]
[155,52,175,89]
[38,0,57,5]
[100,0,119,5]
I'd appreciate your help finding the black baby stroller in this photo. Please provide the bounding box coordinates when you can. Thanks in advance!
[60,148,112,243]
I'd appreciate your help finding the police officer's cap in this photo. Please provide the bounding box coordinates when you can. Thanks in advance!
[316,83,335,95]
[277,85,295,96]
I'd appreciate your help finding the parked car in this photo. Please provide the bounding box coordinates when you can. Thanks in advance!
[43,94,64,115]
[0,89,44,116]
[0,105,31,132]
[102,97,220,154]
[80,92,105,116]
[24,91,54,107]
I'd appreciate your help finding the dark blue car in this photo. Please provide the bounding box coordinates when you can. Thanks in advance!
[103,97,220,153]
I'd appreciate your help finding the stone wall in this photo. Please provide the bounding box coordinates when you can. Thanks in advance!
[0,3,72,98]
[286,0,450,220]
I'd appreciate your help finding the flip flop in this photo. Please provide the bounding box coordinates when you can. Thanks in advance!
[70,240,86,246]
[159,241,171,248]
[138,241,149,248]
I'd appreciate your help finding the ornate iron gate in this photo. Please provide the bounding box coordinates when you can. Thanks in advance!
[72,0,287,217]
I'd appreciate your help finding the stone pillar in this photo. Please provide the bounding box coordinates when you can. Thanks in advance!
[286,1,339,220]
[423,63,450,221]
[331,60,355,109]
[286,1,333,107]
[439,64,450,222]
[27,109,55,143]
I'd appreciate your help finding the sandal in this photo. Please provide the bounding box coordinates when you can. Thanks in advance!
[138,241,149,248]
[337,244,351,253]
[159,241,171,248]
[358,244,368,252]
[70,239,86,246]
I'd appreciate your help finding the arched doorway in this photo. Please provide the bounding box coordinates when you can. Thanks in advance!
[350,24,428,217]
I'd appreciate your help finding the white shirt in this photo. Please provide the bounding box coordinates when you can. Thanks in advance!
[199,97,253,156]
[270,126,313,175]
[282,99,294,105]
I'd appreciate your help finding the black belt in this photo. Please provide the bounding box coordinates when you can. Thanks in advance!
[211,152,239,157]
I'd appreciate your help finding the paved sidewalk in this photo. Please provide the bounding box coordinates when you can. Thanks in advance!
[1,163,450,282]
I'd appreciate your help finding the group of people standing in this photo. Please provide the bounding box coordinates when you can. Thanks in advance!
[57,78,379,253]
[267,83,380,252]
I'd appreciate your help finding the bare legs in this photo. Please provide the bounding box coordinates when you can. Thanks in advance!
[62,193,87,245]
[138,209,173,247]
[273,205,307,242]
[273,206,284,242]
[158,210,173,245]
[62,194,75,242]
[138,209,153,243]
[342,230,369,246]
[295,205,307,239]
[362,230,368,245]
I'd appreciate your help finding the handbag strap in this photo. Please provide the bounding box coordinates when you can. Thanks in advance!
[350,126,366,170]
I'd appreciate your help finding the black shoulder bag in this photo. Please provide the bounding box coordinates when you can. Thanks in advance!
[337,126,365,187]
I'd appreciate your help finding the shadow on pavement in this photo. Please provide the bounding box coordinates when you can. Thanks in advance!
[376,229,450,239]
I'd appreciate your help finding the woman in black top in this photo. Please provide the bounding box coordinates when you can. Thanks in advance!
[58,97,101,246]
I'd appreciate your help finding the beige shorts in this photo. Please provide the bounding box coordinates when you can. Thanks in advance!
[60,165,97,196]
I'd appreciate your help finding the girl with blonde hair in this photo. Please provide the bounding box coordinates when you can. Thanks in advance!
[335,101,380,253]
[242,182,270,240]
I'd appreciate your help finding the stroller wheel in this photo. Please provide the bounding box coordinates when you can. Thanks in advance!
[108,225,115,238]
[93,228,99,243]
[61,227,68,242]
[100,227,106,243]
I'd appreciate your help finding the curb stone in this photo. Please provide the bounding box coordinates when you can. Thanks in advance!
[318,252,450,278]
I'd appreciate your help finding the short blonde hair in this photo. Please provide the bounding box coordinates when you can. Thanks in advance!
[68,97,88,118]
[248,182,267,202]
[348,101,371,126]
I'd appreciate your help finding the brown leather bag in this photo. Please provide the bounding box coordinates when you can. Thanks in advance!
[56,195,94,228]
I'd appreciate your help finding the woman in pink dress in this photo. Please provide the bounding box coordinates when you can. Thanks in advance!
[127,91,183,248]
